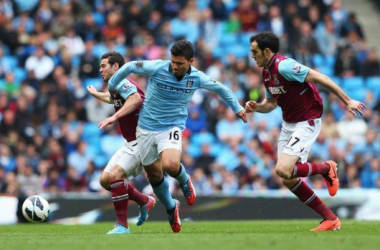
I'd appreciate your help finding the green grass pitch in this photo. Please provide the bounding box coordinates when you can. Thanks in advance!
[1,220,379,250]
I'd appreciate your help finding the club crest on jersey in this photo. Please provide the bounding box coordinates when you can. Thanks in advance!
[273,75,280,85]
[135,61,144,68]
[186,79,193,87]
[293,64,302,74]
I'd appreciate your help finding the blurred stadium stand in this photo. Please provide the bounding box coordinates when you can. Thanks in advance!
[0,0,380,201]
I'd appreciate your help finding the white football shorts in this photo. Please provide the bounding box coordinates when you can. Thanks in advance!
[278,118,321,163]
[103,140,144,179]
[136,126,183,166]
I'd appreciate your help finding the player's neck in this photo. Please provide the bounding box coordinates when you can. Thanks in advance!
[265,53,276,67]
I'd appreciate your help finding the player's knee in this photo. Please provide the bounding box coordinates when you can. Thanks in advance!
[275,164,293,179]
[162,160,180,177]
[109,168,125,182]
[145,168,163,183]
[99,175,110,190]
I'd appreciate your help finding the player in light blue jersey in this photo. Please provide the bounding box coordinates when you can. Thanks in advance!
[109,40,247,233]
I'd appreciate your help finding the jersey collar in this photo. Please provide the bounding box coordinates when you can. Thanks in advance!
[265,53,277,68]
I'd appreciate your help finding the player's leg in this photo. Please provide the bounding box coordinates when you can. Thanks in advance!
[118,141,156,226]
[277,121,340,231]
[143,159,181,233]
[102,147,130,234]
[283,177,341,231]
[159,127,196,206]
[277,119,339,196]
[99,172,111,191]
[114,142,156,226]
[137,126,181,232]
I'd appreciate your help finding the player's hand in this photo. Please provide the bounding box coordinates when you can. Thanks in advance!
[98,116,116,130]
[245,100,258,113]
[87,85,98,96]
[347,99,366,117]
[237,109,247,123]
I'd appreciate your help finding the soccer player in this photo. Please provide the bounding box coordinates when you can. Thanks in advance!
[108,40,247,233]
[87,51,156,235]
[245,32,366,231]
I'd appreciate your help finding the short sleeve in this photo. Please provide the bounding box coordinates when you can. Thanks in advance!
[117,79,137,100]
[278,58,310,83]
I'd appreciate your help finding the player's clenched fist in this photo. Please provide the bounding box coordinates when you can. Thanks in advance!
[87,85,97,95]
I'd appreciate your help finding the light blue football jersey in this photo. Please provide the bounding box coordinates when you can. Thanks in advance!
[109,60,244,131]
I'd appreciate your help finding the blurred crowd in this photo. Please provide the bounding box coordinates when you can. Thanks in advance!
[1,0,380,198]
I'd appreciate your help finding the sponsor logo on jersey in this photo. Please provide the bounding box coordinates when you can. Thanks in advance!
[136,61,144,67]
[293,64,302,73]
[268,86,287,95]
[156,83,192,93]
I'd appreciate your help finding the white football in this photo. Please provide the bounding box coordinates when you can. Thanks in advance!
[22,195,50,223]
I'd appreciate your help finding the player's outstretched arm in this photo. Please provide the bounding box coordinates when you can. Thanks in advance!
[245,98,277,114]
[87,85,112,104]
[200,73,246,121]
[305,69,366,116]
[98,92,142,130]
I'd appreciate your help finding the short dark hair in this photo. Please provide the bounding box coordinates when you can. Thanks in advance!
[170,39,194,60]
[250,32,280,53]
[101,51,125,67]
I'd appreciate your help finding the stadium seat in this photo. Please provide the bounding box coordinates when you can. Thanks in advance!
[71,55,80,68]
[225,44,247,59]
[191,132,216,146]
[3,56,18,68]
[14,67,27,82]
[81,122,102,142]
[366,76,380,97]
[224,0,238,12]
[312,54,325,68]
[342,77,364,91]
[186,143,201,157]
[83,78,102,90]
[196,0,210,10]
[319,65,334,77]
[92,12,105,26]
[346,88,367,102]
[239,33,252,47]
[219,33,238,47]
[100,134,125,158]
[330,76,342,86]
[325,55,336,68]
[92,43,107,58]
[212,46,225,59]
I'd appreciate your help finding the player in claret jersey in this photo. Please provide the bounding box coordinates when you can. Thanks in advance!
[87,51,156,235]
[245,32,366,231]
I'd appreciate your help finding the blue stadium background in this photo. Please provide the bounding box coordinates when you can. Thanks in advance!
[0,0,380,199]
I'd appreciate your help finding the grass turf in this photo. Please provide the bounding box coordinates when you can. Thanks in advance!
[1,220,379,250]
